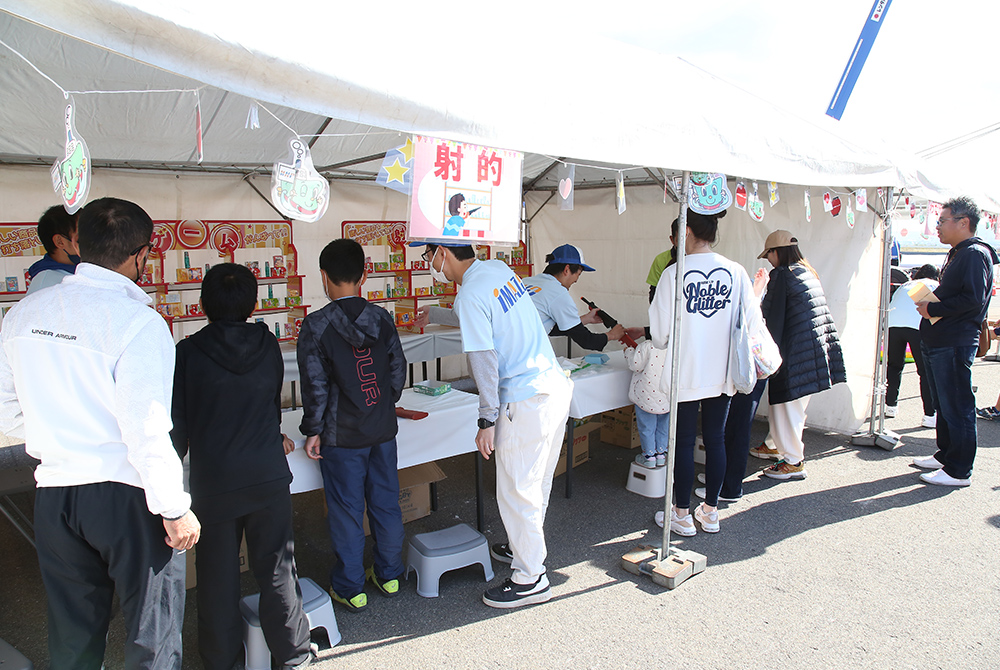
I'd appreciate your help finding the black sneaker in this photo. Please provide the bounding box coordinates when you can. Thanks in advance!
[482,574,551,609]
[490,542,513,564]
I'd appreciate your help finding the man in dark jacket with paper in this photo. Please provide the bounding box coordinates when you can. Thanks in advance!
[914,196,999,486]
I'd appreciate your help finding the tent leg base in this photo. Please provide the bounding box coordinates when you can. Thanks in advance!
[850,429,901,451]
[621,546,707,589]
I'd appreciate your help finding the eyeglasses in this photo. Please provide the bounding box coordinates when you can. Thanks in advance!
[937,215,967,227]
[421,248,435,262]
[129,242,152,256]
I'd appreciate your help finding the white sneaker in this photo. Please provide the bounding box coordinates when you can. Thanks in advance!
[919,469,970,487]
[670,510,696,536]
[912,455,943,470]
[697,472,707,484]
[884,405,897,418]
[922,414,937,428]
[694,504,720,533]
[694,487,741,503]
[654,510,664,528]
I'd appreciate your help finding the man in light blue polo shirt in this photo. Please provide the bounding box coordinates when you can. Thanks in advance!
[523,244,641,351]
[413,242,572,609]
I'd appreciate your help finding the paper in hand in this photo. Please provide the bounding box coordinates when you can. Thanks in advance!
[907,280,940,324]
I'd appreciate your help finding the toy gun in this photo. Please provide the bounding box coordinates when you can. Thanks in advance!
[581,297,638,348]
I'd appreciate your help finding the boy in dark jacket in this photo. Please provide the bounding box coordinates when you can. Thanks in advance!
[171,263,312,670]
[298,238,407,612]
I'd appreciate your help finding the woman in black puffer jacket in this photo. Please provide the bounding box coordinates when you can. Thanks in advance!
[754,230,846,481]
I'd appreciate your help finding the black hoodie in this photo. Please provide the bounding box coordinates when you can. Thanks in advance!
[921,237,1000,348]
[170,321,291,524]
[296,297,406,448]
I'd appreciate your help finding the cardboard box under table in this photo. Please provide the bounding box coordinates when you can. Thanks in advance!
[280,388,484,529]
[600,405,642,450]
[554,421,601,477]
[562,356,633,497]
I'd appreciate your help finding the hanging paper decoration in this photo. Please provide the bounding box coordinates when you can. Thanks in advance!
[831,196,842,217]
[375,137,415,195]
[855,188,867,211]
[50,101,91,215]
[688,172,732,215]
[615,171,626,214]
[195,94,204,164]
[246,102,260,130]
[735,181,747,210]
[804,189,812,223]
[910,202,916,218]
[925,201,942,237]
[747,182,764,222]
[846,209,855,228]
[823,192,833,212]
[270,138,329,222]
[557,163,575,211]
[768,181,780,207]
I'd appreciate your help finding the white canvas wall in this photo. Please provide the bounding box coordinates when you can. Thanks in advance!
[527,184,882,434]
[0,167,881,434]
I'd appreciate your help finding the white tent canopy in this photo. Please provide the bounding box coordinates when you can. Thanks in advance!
[1,2,911,188]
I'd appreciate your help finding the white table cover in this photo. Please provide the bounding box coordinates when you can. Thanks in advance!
[566,354,633,419]
[280,388,479,493]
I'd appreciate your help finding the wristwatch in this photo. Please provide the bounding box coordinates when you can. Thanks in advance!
[477,418,495,430]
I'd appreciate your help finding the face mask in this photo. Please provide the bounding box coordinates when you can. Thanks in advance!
[67,254,81,265]
[429,247,448,283]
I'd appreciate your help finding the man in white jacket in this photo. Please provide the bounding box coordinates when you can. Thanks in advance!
[0,197,200,670]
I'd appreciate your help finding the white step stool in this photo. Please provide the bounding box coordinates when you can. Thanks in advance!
[405,523,494,598]
[625,461,666,498]
[240,577,340,670]
[0,638,32,670]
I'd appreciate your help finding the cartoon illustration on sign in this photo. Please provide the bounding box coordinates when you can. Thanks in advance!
[748,182,765,222]
[823,192,832,212]
[688,173,732,215]
[271,138,329,223]
[443,193,480,236]
[846,209,855,228]
[855,188,867,211]
[50,102,91,214]
[768,182,780,207]
[735,181,747,210]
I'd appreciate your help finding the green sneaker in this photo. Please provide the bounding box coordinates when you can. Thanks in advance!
[329,588,367,612]
[366,566,400,597]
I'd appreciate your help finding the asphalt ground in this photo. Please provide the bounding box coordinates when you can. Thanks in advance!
[1,359,998,670]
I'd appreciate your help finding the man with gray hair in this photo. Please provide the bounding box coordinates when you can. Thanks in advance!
[914,196,999,486]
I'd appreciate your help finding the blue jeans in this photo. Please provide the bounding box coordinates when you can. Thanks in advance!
[634,406,669,457]
[722,378,767,499]
[319,439,406,597]
[921,344,978,479]
[675,394,731,508]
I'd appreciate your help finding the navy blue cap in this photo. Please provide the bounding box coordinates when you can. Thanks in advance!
[548,244,595,271]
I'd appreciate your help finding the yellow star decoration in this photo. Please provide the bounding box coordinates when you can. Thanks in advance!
[396,137,415,163]
[383,158,409,184]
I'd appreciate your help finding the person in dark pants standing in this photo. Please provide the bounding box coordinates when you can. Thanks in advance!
[298,239,407,613]
[0,197,200,670]
[914,197,999,486]
[885,264,940,426]
[170,263,312,670]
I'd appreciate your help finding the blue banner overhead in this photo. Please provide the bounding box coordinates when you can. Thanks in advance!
[827,0,893,120]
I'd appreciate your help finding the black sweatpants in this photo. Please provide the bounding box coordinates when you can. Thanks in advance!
[886,326,935,416]
[34,482,185,670]
[195,491,310,670]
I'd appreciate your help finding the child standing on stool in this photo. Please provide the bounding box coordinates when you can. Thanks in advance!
[624,339,670,468]
[298,239,407,612]
[170,263,312,670]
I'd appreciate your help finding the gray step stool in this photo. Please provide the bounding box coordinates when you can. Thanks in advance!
[0,638,32,670]
[239,577,340,670]
[405,523,494,598]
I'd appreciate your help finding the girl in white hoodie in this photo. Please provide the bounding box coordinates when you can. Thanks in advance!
[648,209,763,536]
[624,340,670,468]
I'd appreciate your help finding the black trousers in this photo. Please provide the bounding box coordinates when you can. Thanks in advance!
[34,482,185,670]
[195,491,310,670]
[886,326,935,416]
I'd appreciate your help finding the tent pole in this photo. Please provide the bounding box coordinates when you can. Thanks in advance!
[659,172,689,559]
[851,187,900,450]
